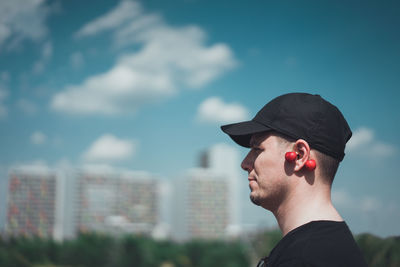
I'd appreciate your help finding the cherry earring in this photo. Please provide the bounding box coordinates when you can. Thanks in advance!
[286,151,316,171]
[285,151,297,162]
[305,159,316,171]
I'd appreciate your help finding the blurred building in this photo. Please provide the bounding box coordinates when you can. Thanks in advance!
[172,143,242,241]
[173,168,229,240]
[75,169,160,236]
[202,143,242,236]
[3,144,240,241]
[4,166,162,240]
[6,167,62,239]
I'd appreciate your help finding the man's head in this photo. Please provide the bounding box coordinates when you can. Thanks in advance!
[221,93,352,209]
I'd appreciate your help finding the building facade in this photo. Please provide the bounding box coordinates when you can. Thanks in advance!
[75,170,159,236]
[173,168,229,240]
[6,168,60,238]
[4,167,161,240]
[172,143,241,241]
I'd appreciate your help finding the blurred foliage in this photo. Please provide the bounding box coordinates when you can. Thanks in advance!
[356,233,400,267]
[0,231,399,267]
[246,228,282,263]
[0,233,249,267]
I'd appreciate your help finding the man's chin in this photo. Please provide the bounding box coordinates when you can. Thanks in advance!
[250,194,261,206]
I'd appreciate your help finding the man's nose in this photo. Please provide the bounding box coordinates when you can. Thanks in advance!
[241,151,253,172]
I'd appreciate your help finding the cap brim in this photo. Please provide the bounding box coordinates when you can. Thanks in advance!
[220,120,272,147]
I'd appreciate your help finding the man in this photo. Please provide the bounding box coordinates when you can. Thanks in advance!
[221,93,367,266]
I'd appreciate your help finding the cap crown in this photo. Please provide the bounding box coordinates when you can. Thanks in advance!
[253,93,352,161]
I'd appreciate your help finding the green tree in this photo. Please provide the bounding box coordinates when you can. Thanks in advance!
[356,233,400,267]
[57,233,114,267]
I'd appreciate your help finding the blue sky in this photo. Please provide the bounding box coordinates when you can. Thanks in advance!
[0,0,399,237]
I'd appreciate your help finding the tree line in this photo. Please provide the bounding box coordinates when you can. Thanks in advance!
[0,231,398,267]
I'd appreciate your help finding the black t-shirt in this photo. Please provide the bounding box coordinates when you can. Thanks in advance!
[257,221,368,267]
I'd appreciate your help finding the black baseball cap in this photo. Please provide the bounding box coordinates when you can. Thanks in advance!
[220,93,352,162]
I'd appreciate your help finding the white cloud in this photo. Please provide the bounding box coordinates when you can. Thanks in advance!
[113,13,160,48]
[70,51,84,69]
[346,127,396,157]
[33,41,52,74]
[51,0,237,115]
[346,127,373,150]
[75,0,142,38]
[30,131,47,145]
[83,134,137,162]
[42,39,52,58]
[332,189,381,213]
[361,196,381,213]
[331,190,352,207]
[0,0,51,51]
[51,64,176,115]
[17,98,38,115]
[197,97,249,124]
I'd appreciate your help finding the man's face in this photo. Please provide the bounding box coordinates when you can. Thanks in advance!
[241,132,290,211]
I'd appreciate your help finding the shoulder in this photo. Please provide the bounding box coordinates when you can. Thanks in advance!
[267,221,367,267]
[301,222,367,266]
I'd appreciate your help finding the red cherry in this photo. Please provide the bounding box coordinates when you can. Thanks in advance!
[285,152,297,162]
[305,159,316,171]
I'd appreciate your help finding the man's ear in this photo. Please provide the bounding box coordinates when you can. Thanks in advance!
[293,139,311,172]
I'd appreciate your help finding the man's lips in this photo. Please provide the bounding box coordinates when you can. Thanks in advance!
[248,177,257,190]
[248,177,256,182]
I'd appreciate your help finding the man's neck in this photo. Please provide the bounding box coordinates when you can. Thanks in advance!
[272,185,343,236]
